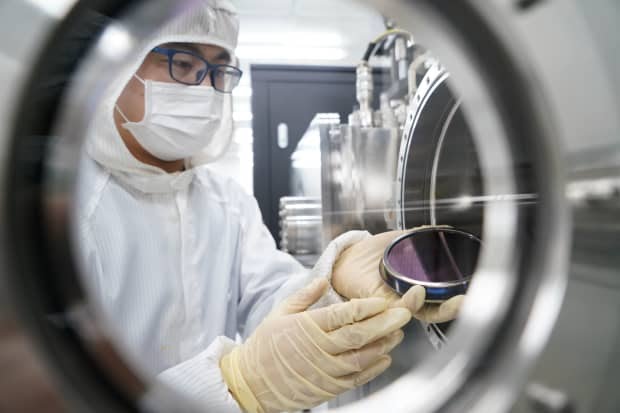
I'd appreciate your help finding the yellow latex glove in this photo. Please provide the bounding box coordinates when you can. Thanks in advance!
[331,230,465,324]
[220,277,411,413]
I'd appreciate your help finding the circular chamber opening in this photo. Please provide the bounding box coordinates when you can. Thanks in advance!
[1,0,586,412]
[398,64,484,239]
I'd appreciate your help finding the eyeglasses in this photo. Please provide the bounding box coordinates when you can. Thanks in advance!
[380,227,481,303]
[151,46,243,93]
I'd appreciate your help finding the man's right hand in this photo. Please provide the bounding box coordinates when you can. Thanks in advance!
[220,277,412,413]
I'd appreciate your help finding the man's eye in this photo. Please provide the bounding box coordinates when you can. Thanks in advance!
[172,60,194,70]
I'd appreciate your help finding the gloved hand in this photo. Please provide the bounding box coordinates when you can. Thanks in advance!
[220,277,413,413]
[331,230,465,324]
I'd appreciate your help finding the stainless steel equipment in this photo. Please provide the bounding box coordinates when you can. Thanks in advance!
[319,29,417,241]
[282,114,335,266]
[321,122,402,236]
[0,1,619,413]
[396,61,486,238]
[278,196,322,267]
[290,36,459,347]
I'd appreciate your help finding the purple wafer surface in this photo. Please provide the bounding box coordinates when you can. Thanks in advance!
[386,231,479,283]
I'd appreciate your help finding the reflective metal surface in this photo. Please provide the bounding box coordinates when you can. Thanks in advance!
[321,124,402,238]
[290,114,330,198]
[396,62,485,238]
[0,0,618,413]
[279,196,322,267]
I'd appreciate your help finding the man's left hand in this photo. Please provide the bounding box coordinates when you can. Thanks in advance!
[331,230,465,324]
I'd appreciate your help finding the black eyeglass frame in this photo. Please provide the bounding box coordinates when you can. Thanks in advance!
[151,46,243,92]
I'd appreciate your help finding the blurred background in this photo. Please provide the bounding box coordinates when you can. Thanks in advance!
[212,0,386,195]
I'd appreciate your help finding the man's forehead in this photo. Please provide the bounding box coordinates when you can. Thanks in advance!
[160,42,231,62]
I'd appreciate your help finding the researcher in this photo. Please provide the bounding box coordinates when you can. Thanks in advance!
[75,1,461,412]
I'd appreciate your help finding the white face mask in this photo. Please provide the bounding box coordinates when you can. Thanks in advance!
[116,74,224,161]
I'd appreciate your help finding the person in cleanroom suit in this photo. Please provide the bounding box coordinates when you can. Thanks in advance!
[75,1,462,412]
